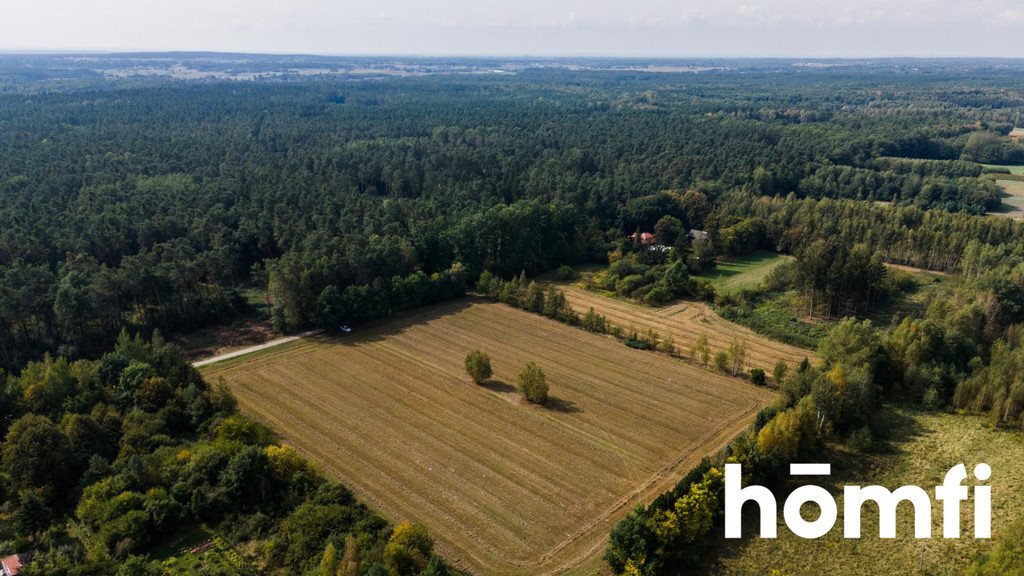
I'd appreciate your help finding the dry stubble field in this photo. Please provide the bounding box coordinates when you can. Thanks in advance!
[554,284,815,373]
[201,298,776,575]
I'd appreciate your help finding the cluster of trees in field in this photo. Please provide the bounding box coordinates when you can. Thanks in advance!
[475,272,577,324]
[0,333,451,575]
[582,251,701,306]
[765,240,909,318]
[463,350,549,405]
[1,69,1022,369]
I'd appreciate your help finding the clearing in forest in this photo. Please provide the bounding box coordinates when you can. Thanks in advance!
[553,283,815,373]
[691,251,793,295]
[200,299,775,576]
[988,178,1024,219]
[982,163,1024,175]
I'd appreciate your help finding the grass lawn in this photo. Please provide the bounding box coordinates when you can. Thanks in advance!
[982,164,1024,175]
[709,408,1024,576]
[986,179,1024,219]
[693,251,793,295]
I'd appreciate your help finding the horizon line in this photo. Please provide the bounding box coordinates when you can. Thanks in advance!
[2,49,1024,61]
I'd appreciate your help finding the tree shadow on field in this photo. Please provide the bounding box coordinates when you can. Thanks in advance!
[311,298,478,347]
[546,396,582,414]
[480,379,516,394]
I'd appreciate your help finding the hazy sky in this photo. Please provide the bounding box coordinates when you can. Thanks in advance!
[2,0,1024,57]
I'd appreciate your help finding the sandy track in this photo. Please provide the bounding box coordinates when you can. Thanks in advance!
[191,330,320,367]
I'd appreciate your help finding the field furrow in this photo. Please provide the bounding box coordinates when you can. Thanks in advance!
[202,299,777,575]
[555,284,815,371]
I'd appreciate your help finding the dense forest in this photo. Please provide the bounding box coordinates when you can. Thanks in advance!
[2,59,1024,369]
[2,55,1024,574]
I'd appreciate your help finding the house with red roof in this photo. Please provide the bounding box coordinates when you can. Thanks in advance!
[1,553,28,576]
[628,231,658,246]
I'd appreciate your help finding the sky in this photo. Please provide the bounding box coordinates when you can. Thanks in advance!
[1,0,1024,58]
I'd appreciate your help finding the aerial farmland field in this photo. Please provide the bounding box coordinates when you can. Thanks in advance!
[201,299,776,575]
[552,284,815,373]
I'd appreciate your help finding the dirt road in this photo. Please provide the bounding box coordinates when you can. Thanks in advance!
[191,330,320,367]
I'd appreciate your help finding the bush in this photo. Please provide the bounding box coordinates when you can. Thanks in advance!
[615,274,648,297]
[464,350,493,385]
[923,386,942,411]
[517,362,549,405]
[848,426,874,453]
[643,286,674,305]
[554,265,578,281]
[714,351,729,373]
[749,368,766,386]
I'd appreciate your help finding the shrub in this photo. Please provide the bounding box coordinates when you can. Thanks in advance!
[772,360,789,385]
[848,426,874,453]
[464,350,493,385]
[714,351,729,373]
[517,362,549,405]
[615,274,648,297]
[555,265,578,281]
[923,386,942,411]
[749,368,766,386]
[643,286,674,305]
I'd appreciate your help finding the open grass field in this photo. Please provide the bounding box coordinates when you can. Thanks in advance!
[691,251,793,295]
[987,179,1024,219]
[200,299,776,576]
[553,284,815,372]
[982,164,1024,175]
[709,408,1024,576]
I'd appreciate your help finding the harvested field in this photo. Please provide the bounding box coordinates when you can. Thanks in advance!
[554,284,815,372]
[201,299,775,575]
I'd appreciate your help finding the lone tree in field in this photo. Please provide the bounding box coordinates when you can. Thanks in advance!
[728,338,747,375]
[692,334,711,365]
[773,360,789,385]
[464,350,493,384]
[517,362,549,405]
